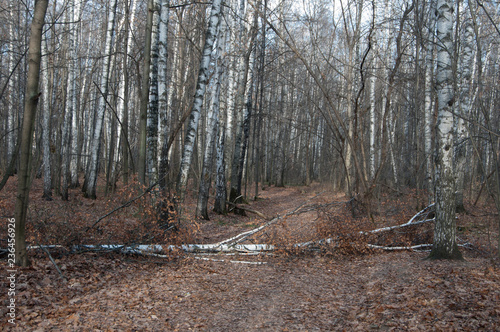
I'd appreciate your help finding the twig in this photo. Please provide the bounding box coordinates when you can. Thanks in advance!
[194,256,267,265]
[226,201,268,219]
[86,180,161,231]
[37,242,67,282]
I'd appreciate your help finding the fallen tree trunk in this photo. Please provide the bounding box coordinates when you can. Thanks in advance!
[216,191,326,247]
[13,203,457,256]
[362,218,435,235]
[72,243,275,254]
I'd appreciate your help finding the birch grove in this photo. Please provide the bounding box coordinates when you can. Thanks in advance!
[2,0,500,261]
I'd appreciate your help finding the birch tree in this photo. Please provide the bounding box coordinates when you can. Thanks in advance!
[157,0,170,192]
[147,0,161,185]
[138,0,155,185]
[116,0,138,186]
[429,0,463,260]
[214,125,227,214]
[176,0,222,200]
[197,21,226,219]
[229,0,258,206]
[424,8,436,195]
[14,0,49,267]
[454,4,474,213]
[41,34,52,200]
[69,0,82,189]
[62,0,79,200]
[6,2,16,172]
[83,0,118,199]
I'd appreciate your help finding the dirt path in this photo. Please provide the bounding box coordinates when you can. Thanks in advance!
[194,183,338,244]
[1,182,499,331]
[2,251,499,331]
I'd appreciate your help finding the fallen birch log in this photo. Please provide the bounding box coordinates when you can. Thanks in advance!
[362,218,435,235]
[405,203,435,225]
[12,201,453,257]
[73,243,275,254]
[367,244,433,251]
[368,242,472,252]
[216,190,326,248]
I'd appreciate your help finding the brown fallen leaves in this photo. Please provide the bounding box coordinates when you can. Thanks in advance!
[0,178,499,330]
[0,251,499,331]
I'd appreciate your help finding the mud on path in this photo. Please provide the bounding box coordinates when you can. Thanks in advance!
[1,182,499,331]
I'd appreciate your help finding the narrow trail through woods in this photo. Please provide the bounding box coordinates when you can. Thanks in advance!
[194,183,338,245]
[1,181,499,331]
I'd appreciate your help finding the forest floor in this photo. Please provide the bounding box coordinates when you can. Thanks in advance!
[1,177,499,331]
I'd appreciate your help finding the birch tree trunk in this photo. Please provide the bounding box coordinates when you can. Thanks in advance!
[165,10,182,169]
[157,0,170,192]
[14,0,49,267]
[369,71,376,181]
[214,125,227,214]
[70,0,82,188]
[254,0,266,197]
[238,39,257,193]
[83,0,118,199]
[138,0,155,185]
[147,0,160,185]
[454,7,474,213]
[6,3,16,172]
[196,87,219,219]
[116,0,137,186]
[429,0,463,260]
[41,35,52,200]
[424,31,435,195]
[229,0,258,205]
[196,18,226,219]
[176,0,222,200]
[62,0,78,200]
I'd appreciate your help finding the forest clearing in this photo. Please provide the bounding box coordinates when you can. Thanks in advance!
[1,178,499,331]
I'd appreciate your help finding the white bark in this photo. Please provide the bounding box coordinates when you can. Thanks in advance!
[369,72,376,180]
[41,35,52,199]
[62,2,76,200]
[115,0,137,185]
[197,21,226,218]
[157,0,170,191]
[430,0,462,259]
[176,0,223,199]
[424,38,434,193]
[147,0,161,185]
[70,0,82,188]
[83,0,118,199]
[165,12,182,165]
[455,8,475,211]
[7,5,16,164]
[389,107,398,186]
